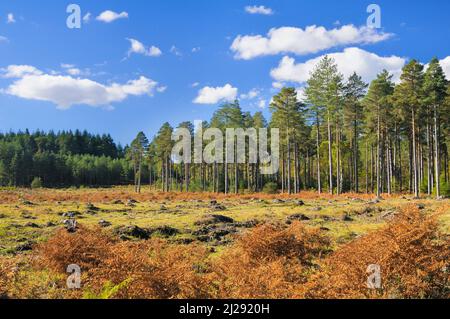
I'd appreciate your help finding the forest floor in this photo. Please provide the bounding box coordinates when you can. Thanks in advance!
[0,187,448,256]
[0,187,449,299]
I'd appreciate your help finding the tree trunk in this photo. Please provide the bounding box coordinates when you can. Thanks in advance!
[412,108,419,198]
[287,137,291,194]
[336,121,341,195]
[376,110,381,199]
[327,111,333,194]
[316,116,321,193]
[434,104,440,198]
[354,119,359,192]
[365,141,369,194]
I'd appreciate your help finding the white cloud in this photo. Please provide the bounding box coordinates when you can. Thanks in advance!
[192,47,201,53]
[191,82,200,88]
[1,65,43,78]
[170,45,182,57]
[231,24,393,60]
[83,12,91,23]
[245,5,274,15]
[66,68,81,76]
[0,36,8,42]
[3,66,161,109]
[156,86,167,93]
[61,63,75,69]
[193,84,238,104]
[240,88,260,100]
[258,99,266,108]
[272,81,284,89]
[7,13,16,24]
[295,87,306,102]
[96,10,128,23]
[148,46,162,57]
[60,64,91,77]
[126,38,162,57]
[439,56,450,79]
[270,47,406,84]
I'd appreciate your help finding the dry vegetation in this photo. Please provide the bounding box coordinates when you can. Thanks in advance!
[0,188,449,299]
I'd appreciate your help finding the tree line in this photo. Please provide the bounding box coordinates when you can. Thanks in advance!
[0,130,133,187]
[131,57,449,198]
[1,57,449,198]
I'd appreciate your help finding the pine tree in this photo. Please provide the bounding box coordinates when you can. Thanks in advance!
[343,73,368,193]
[393,60,425,198]
[423,58,448,198]
[364,70,395,198]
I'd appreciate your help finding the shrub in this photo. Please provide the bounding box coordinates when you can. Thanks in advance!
[439,176,450,198]
[300,205,450,299]
[86,240,211,299]
[35,226,115,273]
[262,182,279,194]
[0,258,14,298]
[209,222,331,298]
[31,177,43,189]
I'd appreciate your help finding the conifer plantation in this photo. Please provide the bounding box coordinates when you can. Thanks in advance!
[2,57,448,198]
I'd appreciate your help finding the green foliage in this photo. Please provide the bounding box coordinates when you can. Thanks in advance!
[0,130,127,187]
[31,177,43,189]
[440,176,450,198]
[262,182,279,194]
[83,279,132,299]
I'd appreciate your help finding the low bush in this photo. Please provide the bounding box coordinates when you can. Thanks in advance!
[31,177,43,189]
[300,205,449,299]
[2,204,448,299]
[209,222,331,298]
[262,182,279,194]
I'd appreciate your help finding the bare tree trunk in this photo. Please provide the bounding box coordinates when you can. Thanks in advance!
[327,112,333,194]
[412,109,419,198]
[161,161,165,192]
[376,111,381,199]
[427,120,431,195]
[185,163,189,192]
[336,124,341,195]
[371,143,374,193]
[354,119,359,192]
[281,149,285,193]
[365,141,369,194]
[287,138,291,194]
[434,105,441,198]
[316,116,322,193]
[294,143,298,193]
[235,144,238,194]
[137,154,142,193]
[224,161,228,194]
[386,141,391,195]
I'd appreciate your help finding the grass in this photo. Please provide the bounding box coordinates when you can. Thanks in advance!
[0,187,449,299]
[0,187,448,255]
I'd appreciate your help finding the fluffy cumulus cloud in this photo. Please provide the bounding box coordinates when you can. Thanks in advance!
[193,84,238,104]
[127,38,162,57]
[96,10,128,23]
[270,47,406,84]
[245,5,273,15]
[231,24,393,60]
[2,65,163,109]
[1,65,43,78]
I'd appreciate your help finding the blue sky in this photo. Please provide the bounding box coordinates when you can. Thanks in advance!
[0,0,449,145]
